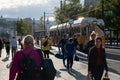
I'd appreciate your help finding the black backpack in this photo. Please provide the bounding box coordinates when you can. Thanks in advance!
[37,49,57,80]
[18,50,40,80]
[43,40,48,47]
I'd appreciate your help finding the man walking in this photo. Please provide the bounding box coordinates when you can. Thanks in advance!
[58,34,68,67]
[10,37,17,59]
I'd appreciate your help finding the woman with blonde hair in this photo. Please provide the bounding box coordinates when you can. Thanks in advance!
[9,35,43,80]
[84,31,97,54]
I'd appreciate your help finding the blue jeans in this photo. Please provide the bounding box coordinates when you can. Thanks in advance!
[67,54,74,70]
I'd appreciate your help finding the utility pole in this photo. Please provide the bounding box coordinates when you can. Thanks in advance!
[43,12,54,36]
[102,0,104,20]
[60,0,62,10]
[33,18,35,36]
[44,12,46,36]
[60,0,64,36]
[60,0,63,24]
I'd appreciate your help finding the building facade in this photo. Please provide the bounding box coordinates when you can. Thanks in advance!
[84,0,99,7]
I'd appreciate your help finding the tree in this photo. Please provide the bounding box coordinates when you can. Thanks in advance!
[111,0,120,30]
[16,19,32,36]
[102,0,120,29]
[16,19,23,36]
[22,20,32,35]
[87,6,95,17]
[39,17,44,30]
[86,0,120,30]
[55,0,82,24]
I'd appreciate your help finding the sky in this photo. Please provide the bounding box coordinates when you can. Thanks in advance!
[0,0,60,20]
[0,0,84,20]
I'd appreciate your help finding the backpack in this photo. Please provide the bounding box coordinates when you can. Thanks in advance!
[37,49,57,80]
[43,40,48,47]
[18,50,40,80]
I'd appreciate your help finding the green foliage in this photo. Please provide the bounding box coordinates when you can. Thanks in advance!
[39,17,44,30]
[54,0,120,29]
[16,19,32,36]
[55,0,82,24]
[86,0,120,30]
[22,20,32,35]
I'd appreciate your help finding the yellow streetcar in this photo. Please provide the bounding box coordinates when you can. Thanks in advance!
[49,17,105,51]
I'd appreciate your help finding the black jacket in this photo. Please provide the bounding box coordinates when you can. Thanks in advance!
[88,46,108,72]
[84,40,95,54]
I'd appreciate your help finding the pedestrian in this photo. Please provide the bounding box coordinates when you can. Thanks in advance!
[42,35,51,58]
[10,37,17,59]
[65,38,75,71]
[36,37,39,46]
[73,34,79,54]
[19,37,23,50]
[4,38,10,59]
[18,38,21,45]
[0,37,3,57]
[58,34,68,66]
[84,31,96,54]
[57,44,61,54]
[73,34,79,61]
[88,37,108,80]
[9,35,43,80]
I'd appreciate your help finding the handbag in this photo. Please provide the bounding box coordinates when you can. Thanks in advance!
[103,75,110,80]
[87,73,94,80]
[37,49,56,80]
[41,59,57,80]
[103,77,110,80]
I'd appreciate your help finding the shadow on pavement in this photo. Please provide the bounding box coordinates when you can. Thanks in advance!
[6,62,12,69]
[59,68,68,72]
[68,68,87,80]
[106,53,120,61]
[109,67,120,75]
[55,70,62,78]
[55,54,63,59]
[2,57,9,62]
[49,51,55,55]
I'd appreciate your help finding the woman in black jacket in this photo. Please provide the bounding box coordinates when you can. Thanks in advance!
[84,31,96,54]
[88,37,108,80]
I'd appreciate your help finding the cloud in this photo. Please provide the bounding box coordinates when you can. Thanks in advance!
[48,17,55,21]
[0,0,50,10]
[0,0,60,19]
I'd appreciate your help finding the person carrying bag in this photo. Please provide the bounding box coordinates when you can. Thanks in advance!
[103,73,110,80]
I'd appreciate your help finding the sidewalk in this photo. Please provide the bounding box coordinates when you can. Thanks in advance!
[0,46,120,80]
[0,48,11,80]
[50,46,120,80]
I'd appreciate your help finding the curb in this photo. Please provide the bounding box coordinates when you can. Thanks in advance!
[105,46,120,49]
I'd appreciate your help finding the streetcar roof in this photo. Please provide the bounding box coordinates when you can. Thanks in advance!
[73,17,105,27]
[97,19,105,26]
[73,17,97,24]
[49,25,57,30]
[50,17,105,30]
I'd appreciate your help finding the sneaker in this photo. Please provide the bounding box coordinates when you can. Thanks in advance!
[69,67,72,70]
[67,68,70,72]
